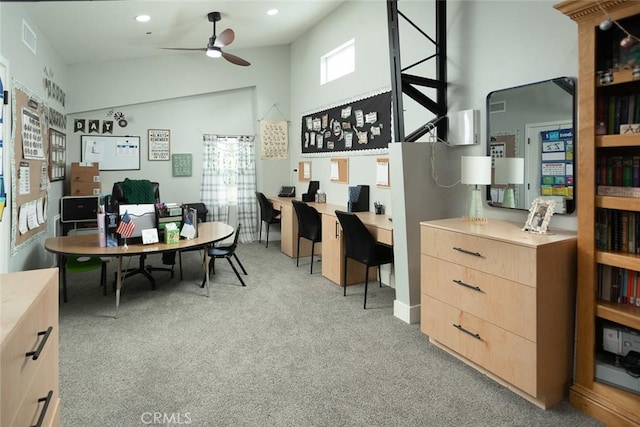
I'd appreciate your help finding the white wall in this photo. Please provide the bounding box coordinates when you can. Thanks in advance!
[290,0,392,211]
[66,46,292,199]
[0,0,582,273]
[0,2,291,272]
[68,87,256,205]
[1,3,69,272]
[443,0,579,230]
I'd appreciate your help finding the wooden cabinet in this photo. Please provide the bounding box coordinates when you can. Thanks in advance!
[556,1,640,424]
[1,268,60,427]
[269,197,313,258]
[420,219,576,409]
[320,212,370,286]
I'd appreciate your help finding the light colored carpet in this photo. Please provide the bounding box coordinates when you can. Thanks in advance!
[58,242,602,427]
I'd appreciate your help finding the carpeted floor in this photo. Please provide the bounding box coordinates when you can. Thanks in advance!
[58,241,602,427]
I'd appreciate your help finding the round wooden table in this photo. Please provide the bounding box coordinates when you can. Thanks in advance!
[45,222,234,317]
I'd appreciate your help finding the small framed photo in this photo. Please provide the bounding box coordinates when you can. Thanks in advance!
[522,198,556,234]
[141,228,159,245]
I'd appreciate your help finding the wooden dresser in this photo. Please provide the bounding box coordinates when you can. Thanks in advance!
[1,268,60,427]
[420,219,576,409]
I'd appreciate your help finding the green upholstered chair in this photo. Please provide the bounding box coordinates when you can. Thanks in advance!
[61,255,108,302]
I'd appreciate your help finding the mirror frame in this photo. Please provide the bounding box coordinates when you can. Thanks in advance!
[485,76,576,214]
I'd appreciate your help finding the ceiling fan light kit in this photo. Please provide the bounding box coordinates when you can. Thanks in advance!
[160,11,250,66]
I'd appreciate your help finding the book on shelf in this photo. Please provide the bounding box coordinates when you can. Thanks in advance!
[158,214,182,224]
[597,264,640,306]
[597,185,640,198]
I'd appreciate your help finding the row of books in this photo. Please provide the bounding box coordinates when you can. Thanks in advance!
[597,264,640,307]
[596,208,640,253]
[596,154,640,188]
[596,93,640,135]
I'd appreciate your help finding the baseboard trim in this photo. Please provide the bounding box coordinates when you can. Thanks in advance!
[393,300,420,324]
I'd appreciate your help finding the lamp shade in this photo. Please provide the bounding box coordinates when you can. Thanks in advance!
[494,157,525,185]
[461,156,492,185]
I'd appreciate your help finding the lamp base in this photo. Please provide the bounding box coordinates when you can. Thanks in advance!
[503,187,515,209]
[464,186,488,223]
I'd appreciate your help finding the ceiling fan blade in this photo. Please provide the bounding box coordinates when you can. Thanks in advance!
[160,47,207,52]
[214,28,235,48]
[222,51,251,67]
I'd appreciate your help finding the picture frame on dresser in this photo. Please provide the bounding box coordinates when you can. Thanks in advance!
[522,198,555,234]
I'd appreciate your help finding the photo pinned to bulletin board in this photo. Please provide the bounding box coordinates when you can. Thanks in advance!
[172,153,192,177]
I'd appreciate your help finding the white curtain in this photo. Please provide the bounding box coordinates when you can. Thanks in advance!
[200,134,257,243]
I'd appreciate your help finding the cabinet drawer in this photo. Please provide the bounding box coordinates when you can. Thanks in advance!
[367,226,393,246]
[421,255,536,341]
[10,351,59,427]
[421,226,537,287]
[421,296,537,396]
[1,282,58,427]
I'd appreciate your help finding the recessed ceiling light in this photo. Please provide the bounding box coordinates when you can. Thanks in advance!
[267,9,279,16]
[135,14,151,23]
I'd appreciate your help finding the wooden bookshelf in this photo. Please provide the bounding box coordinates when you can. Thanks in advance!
[556,1,640,424]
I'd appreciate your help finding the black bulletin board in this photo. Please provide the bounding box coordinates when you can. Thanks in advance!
[81,135,140,170]
[301,90,392,154]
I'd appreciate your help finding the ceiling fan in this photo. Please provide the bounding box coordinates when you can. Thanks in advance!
[161,12,251,67]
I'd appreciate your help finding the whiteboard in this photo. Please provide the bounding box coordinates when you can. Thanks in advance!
[81,135,140,170]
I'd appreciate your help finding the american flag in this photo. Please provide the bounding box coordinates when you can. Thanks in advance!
[116,210,135,238]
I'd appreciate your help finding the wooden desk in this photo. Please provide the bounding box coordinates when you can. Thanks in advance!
[268,196,393,286]
[44,222,234,317]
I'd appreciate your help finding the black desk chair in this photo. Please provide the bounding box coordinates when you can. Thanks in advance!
[256,192,281,248]
[292,200,322,274]
[335,210,394,309]
[177,202,208,280]
[200,224,247,287]
[110,180,173,288]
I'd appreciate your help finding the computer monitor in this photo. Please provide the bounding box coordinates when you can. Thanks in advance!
[118,204,156,239]
[347,185,370,213]
[61,196,100,223]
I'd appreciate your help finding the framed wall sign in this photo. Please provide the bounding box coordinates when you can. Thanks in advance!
[148,129,170,161]
[49,128,66,181]
[172,153,192,177]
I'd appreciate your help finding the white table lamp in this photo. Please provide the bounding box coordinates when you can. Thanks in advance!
[494,157,525,209]
[461,156,492,222]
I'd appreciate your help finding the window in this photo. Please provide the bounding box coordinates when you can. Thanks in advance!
[321,39,355,85]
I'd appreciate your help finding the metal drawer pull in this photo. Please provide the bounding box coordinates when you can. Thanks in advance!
[453,247,482,257]
[452,279,482,292]
[25,326,53,361]
[32,390,53,427]
[453,323,482,340]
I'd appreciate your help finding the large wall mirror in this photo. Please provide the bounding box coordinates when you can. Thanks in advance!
[486,77,576,214]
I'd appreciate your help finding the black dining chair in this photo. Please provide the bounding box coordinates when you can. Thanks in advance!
[200,224,247,287]
[177,202,209,280]
[335,210,394,309]
[292,200,322,274]
[256,192,281,248]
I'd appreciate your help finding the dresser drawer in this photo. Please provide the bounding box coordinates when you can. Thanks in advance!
[421,255,537,341]
[421,226,537,287]
[10,349,59,427]
[1,281,58,427]
[421,296,537,396]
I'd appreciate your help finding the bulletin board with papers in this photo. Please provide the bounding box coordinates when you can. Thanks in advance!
[11,82,49,253]
[301,90,392,155]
